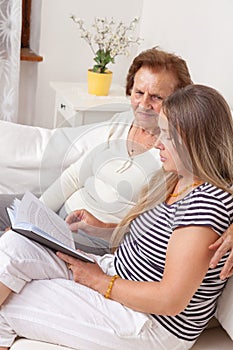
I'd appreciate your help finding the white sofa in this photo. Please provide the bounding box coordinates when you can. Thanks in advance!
[0,120,233,350]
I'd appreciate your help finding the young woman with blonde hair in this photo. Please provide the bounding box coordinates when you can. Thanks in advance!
[0,84,233,350]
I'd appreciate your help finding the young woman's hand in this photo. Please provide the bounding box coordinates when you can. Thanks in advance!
[56,252,109,294]
[65,209,116,239]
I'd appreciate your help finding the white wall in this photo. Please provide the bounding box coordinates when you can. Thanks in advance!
[139,0,233,109]
[18,0,233,128]
[18,0,143,127]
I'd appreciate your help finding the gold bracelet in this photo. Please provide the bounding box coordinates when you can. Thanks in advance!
[104,275,119,299]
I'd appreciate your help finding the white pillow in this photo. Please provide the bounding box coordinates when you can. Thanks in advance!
[0,121,94,194]
[0,121,52,194]
[216,275,233,340]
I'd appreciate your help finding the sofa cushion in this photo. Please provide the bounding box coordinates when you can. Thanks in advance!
[10,326,233,350]
[10,338,69,349]
[215,275,233,340]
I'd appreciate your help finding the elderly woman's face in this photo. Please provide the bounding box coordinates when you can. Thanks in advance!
[130,67,178,133]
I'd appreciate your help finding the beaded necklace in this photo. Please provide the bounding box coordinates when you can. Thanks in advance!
[169,182,202,198]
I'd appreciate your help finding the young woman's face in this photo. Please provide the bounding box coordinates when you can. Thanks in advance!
[155,112,186,175]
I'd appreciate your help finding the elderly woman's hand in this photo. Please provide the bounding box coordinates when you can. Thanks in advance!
[209,225,233,280]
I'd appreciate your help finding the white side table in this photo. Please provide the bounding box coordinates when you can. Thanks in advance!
[50,82,131,128]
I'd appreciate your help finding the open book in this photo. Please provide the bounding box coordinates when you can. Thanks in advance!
[7,192,94,263]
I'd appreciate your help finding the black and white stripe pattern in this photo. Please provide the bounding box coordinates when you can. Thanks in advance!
[114,183,233,341]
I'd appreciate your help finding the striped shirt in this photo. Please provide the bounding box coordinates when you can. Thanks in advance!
[114,183,233,341]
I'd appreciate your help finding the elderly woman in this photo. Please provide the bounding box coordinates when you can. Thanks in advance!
[39,47,193,254]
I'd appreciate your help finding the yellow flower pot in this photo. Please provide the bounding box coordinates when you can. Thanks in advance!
[87,69,113,96]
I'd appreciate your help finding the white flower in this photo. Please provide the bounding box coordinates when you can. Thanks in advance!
[70,15,143,73]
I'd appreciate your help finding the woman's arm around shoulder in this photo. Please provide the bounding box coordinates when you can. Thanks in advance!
[209,224,233,279]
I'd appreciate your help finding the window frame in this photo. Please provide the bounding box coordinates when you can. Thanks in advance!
[21,0,31,48]
[20,0,43,62]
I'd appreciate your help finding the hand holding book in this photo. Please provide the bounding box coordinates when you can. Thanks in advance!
[7,192,94,263]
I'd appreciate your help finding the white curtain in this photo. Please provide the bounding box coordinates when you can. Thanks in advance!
[0,0,21,122]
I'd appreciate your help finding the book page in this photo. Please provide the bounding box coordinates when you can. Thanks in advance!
[12,192,75,249]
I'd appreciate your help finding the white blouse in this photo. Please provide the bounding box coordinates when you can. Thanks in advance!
[41,110,161,223]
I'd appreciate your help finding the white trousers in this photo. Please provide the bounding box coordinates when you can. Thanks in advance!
[0,231,194,350]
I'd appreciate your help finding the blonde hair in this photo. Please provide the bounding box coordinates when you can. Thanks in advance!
[110,84,233,251]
